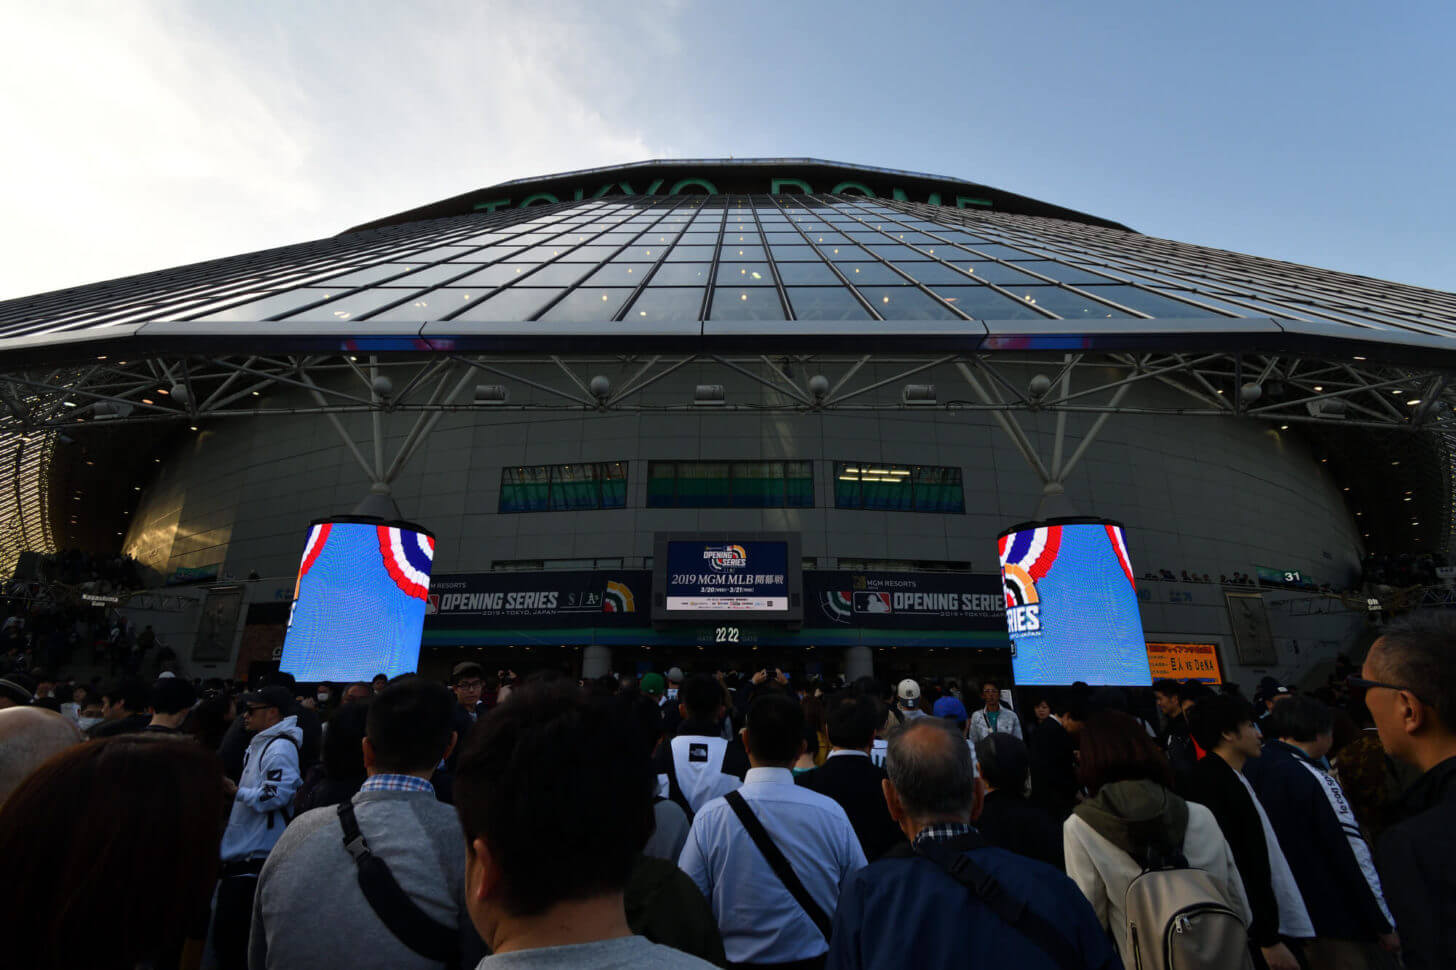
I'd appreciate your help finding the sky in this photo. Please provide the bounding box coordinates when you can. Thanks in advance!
[2,0,1454,301]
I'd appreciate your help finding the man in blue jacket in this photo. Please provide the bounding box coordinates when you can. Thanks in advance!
[1244,694,1398,968]
[826,719,1118,970]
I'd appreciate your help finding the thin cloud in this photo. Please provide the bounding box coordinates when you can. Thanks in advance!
[0,1,679,300]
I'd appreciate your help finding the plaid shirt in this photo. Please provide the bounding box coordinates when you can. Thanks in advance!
[912,821,974,849]
[359,773,435,795]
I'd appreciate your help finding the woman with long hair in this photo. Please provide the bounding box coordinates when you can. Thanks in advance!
[0,733,226,970]
[1062,710,1251,959]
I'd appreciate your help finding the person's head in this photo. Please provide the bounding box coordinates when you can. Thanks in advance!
[0,735,224,970]
[639,672,665,699]
[371,673,388,692]
[365,677,457,776]
[150,676,197,717]
[0,673,34,710]
[1177,680,1211,712]
[1364,612,1456,769]
[0,707,83,806]
[321,700,370,781]
[452,662,486,709]
[975,733,1030,795]
[884,719,976,833]
[666,666,684,687]
[240,685,292,734]
[1059,695,1091,735]
[1152,679,1182,717]
[1033,697,1051,722]
[314,682,334,705]
[101,678,148,720]
[742,692,806,767]
[897,678,921,710]
[342,682,372,705]
[825,692,879,752]
[1266,694,1335,760]
[679,673,724,722]
[454,682,653,948]
[1077,710,1174,794]
[1187,693,1261,762]
[980,679,1001,710]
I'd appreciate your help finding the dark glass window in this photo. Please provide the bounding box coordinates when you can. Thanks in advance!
[623,287,706,321]
[709,287,785,320]
[665,245,718,262]
[775,262,840,285]
[1076,285,1229,317]
[499,462,627,513]
[834,462,964,513]
[928,286,1050,320]
[714,263,774,286]
[956,262,1049,286]
[785,287,871,320]
[719,244,767,261]
[853,286,961,320]
[651,263,714,285]
[538,288,633,321]
[647,460,813,508]
[839,263,910,285]
[453,287,565,322]
[457,263,536,287]
[584,263,652,286]
[1002,286,1134,319]
[515,262,592,286]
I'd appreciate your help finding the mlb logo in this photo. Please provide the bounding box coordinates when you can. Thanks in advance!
[854,592,892,614]
[426,594,440,615]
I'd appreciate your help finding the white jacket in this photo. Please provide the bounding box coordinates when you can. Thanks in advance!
[967,706,1022,743]
[221,715,304,862]
[1063,801,1252,959]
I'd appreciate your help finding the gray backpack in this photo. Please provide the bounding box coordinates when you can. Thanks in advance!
[1123,850,1252,970]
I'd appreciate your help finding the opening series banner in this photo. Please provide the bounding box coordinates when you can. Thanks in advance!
[803,571,1005,630]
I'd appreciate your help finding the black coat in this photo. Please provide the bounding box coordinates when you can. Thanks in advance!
[1377,756,1456,969]
[1028,716,1078,821]
[974,789,1065,871]
[1188,752,1281,946]
[796,751,906,861]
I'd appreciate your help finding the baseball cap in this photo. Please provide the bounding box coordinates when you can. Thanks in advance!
[932,694,967,724]
[897,679,921,705]
[640,672,666,697]
[666,666,685,683]
[451,661,485,683]
[241,685,294,712]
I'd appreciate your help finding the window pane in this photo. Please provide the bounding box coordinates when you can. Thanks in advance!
[834,462,862,508]
[861,463,913,511]
[730,461,781,508]
[516,262,592,286]
[710,287,785,320]
[822,245,874,262]
[954,262,1048,286]
[912,465,964,513]
[839,263,911,285]
[785,286,871,321]
[1002,286,1134,320]
[456,263,537,287]
[963,243,1039,260]
[623,287,706,321]
[550,464,600,511]
[558,245,621,262]
[282,289,421,322]
[1077,285,1229,317]
[718,244,767,261]
[362,288,480,322]
[196,288,348,321]
[674,462,732,507]
[769,245,821,262]
[538,288,633,321]
[929,286,1048,320]
[665,246,718,263]
[854,287,961,320]
[453,287,565,322]
[785,460,814,508]
[775,262,840,285]
[647,463,677,507]
[651,263,714,285]
[584,263,652,286]
[612,245,664,262]
[499,466,550,513]
[714,263,774,286]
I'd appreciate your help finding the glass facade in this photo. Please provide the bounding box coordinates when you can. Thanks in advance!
[14,182,1456,344]
[646,460,813,508]
[498,462,627,513]
[834,462,965,513]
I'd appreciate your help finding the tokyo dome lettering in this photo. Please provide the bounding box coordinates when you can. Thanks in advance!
[473,174,992,211]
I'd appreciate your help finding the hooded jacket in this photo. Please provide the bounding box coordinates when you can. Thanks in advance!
[1063,779,1250,958]
[221,715,304,862]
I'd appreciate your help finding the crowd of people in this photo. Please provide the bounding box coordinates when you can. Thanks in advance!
[0,614,1453,970]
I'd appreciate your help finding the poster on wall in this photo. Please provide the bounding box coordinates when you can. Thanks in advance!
[1225,592,1277,666]
[193,585,244,662]
[804,571,1003,630]
[425,570,652,629]
[652,533,803,625]
[1145,641,1224,683]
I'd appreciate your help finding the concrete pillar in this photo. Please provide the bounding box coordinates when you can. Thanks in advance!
[582,644,613,680]
[844,645,873,683]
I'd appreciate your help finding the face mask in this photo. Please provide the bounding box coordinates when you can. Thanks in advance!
[78,716,102,731]
[316,693,330,703]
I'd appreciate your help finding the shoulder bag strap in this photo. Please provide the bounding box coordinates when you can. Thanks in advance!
[915,837,1082,970]
[723,790,833,942]
[337,801,458,968]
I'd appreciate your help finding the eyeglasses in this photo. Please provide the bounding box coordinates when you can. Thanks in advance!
[456,680,484,690]
[1346,674,1428,704]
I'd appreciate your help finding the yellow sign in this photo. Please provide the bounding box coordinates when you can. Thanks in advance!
[1146,641,1224,684]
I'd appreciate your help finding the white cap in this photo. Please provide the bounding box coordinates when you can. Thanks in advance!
[897,678,921,703]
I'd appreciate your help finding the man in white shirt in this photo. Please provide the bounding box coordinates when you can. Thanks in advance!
[967,679,1022,743]
[680,692,867,967]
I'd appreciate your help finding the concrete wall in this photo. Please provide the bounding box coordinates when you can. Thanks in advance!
[119,359,1367,684]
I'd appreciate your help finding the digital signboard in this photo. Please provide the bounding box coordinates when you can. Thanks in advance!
[997,517,1151,686]
[652,532,803,626]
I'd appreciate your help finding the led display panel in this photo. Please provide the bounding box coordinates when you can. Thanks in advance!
[651,532,803,625]
[997,517,1150,686]
[280,517,435,682]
